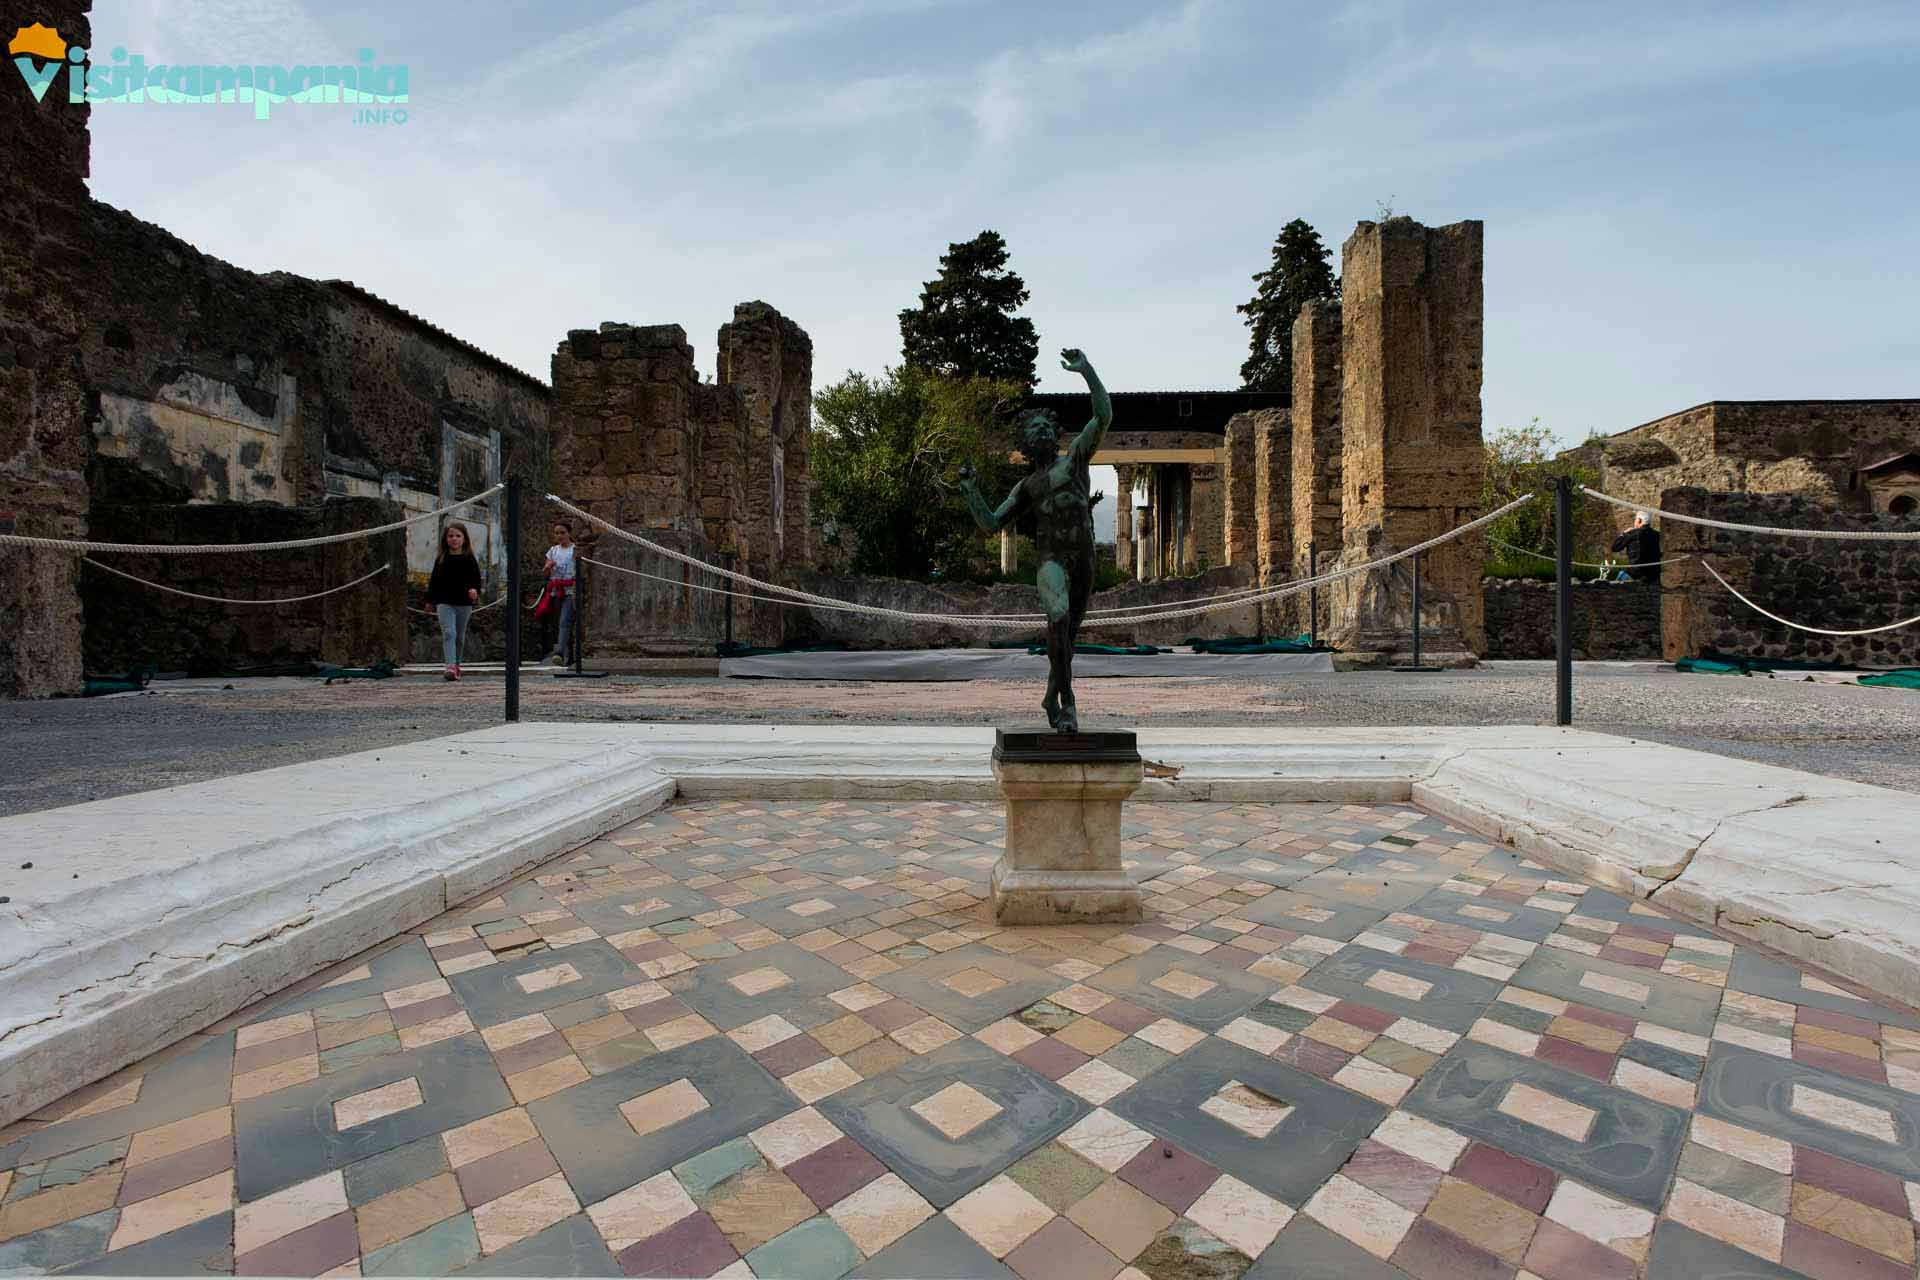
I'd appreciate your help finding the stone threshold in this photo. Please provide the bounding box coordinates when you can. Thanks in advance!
[1,722,1913,1127]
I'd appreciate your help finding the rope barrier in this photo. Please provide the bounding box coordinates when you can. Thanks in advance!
[0,485,504,555]
[551,492,1533,630]
[1072,495,1534,626]
[1701,562,1920,637]
[1582,486,1920,542]
[1488,535,1693,572]
[581,556,959,620]
[83,558,391,605]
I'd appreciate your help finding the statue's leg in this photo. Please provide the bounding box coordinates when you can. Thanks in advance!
[1037,559,1071,729]
[1059,551,1093,727]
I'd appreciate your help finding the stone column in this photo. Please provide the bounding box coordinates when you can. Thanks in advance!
[1135,501,1155,581]
[1332,218,1486,657]
[1251,410,1292,590]
[1113,463,1136,578]
[1222,419,1256,568]
[1291,301,1342,636]
[1000,529,1017,574]
[718,302,812,645]
[1189,463,1223,571]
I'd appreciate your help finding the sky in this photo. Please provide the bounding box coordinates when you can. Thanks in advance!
[81,0,1920,545]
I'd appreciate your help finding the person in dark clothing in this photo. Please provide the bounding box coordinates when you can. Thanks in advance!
[1611,511,1664,584]
[428,521,484,680]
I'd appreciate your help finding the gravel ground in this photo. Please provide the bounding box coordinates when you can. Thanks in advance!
[2,664,1915,815]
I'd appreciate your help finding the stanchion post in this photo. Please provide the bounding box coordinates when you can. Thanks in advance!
[723,549,735,650]
[1555,474,1573,725]
[1308,540,1318,648]
[1411,552,1423,669]
[504,476,521,722]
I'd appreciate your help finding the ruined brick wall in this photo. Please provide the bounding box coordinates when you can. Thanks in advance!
[1334,218,1486,653]
[1220,419,1256,568]
[1248,410,1292,590]
[718,302,813,645]
[1592,401,1920,517]
[0,0,92,696]
[1289,301,1342,635]
[1660,488,1920,666]
[549,324,728,654]
[1482,580,1661,660]
[82,498,406,675]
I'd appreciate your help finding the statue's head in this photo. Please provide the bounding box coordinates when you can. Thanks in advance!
[1020,409,1060,466]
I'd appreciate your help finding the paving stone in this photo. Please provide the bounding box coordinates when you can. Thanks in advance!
[1405,1040,1688,1208]
[58,1210,230,1276]
[848,1212,1018,1278]
[0,1205,119,1273]
[453,1212,617,1276]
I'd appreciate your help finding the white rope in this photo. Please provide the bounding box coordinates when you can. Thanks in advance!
[1701,562,1920,636]
[1582,486,1920,542]
[83,558,390,605]
[581,556,944,619]
[1084,496,1533,625]
[552,492,1532,629]
[0,485,503,554]
[1488,535,1693,571]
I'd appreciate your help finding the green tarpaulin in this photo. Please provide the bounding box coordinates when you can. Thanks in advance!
[1188,633,1325,655]
[1860,669,1920,690]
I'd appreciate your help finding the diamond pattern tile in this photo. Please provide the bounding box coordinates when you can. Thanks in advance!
[8,798,1918,1279]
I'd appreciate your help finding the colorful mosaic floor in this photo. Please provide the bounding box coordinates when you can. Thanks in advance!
[5,800,1920,1279]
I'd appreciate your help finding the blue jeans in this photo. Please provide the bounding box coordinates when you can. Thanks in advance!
[436,604,472,666]
[552,589,575,662]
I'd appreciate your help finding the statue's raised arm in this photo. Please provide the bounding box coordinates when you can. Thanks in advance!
[1061,348,1112,467]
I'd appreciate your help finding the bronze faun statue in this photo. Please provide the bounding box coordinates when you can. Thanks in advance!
[961,348,1112,734]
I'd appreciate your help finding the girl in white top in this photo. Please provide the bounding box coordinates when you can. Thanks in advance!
[544,521,578,664]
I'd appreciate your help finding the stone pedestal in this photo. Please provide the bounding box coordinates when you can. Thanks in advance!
[989,729,1144,925]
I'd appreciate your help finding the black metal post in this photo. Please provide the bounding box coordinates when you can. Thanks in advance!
[1308,540,1318,648]
[1393,549,1440,672]
[504,475,521,722]
[1555,474,1573,725]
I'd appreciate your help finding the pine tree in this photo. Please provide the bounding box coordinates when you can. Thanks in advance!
[1237,219,1340,393]
[899,231,1040,387]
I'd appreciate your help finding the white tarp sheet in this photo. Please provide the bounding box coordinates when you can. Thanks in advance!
[720,647,1334,681]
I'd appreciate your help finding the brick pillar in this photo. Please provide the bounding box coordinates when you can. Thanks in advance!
[1221,418,1256,568]
[1251,410,1292,590]
[0,1,94,697]
[1290,300,1342,636]
[551,323,721,654]
[1113,463,1135,578]
[1189,463,1223,570]
[1332,218,1486,655]
[718,302,812,645]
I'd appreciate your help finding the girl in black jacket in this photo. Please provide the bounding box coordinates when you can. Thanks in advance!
[428,522,484,680]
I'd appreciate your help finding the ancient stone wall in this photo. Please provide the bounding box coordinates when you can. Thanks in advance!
[1332,218,1486,654]
[1482,580,1661,660]
[82,498,406,675]
[1289,301,1342,635]
[1589,401,1920,517]
[1660,489,1920,666]
[0,0,93,697]
[549,324,727,654]
[1113,463,1136,578]
[717,303,812,644]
